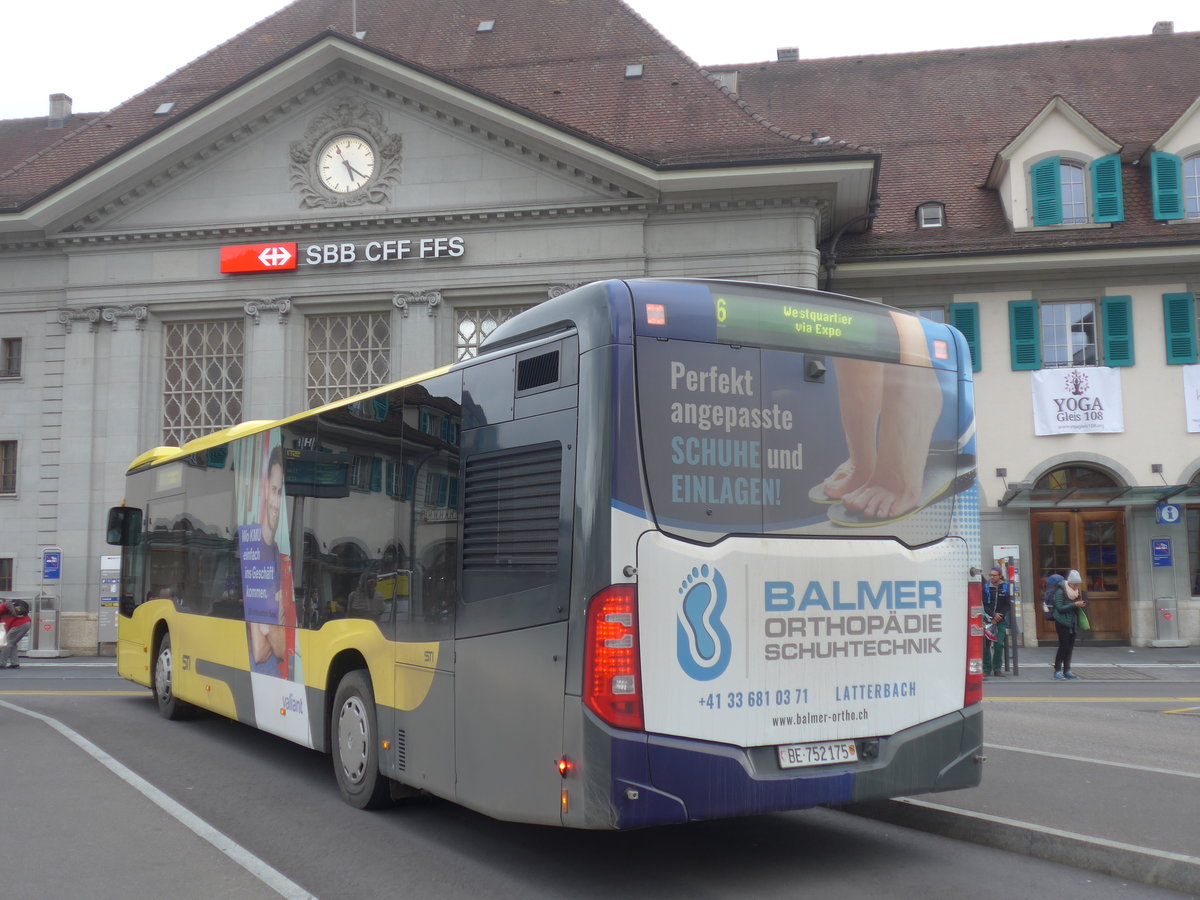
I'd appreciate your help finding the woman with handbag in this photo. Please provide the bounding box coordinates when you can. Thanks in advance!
[1051,569,1087,681]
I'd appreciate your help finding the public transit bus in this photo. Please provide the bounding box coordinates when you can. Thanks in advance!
[106,278,984,829]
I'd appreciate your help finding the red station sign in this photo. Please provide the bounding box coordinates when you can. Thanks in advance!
[220,242,298,274]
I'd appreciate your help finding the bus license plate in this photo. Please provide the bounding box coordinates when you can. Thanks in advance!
[777,740,858,769]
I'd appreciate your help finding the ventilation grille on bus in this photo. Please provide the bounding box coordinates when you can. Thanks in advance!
[396,729,407,771]
[516,350,559,392]
[463,444,562,569]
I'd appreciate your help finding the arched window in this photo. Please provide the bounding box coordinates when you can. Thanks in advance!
[1030,155,1123,226]
[1035,465,1117,492]
[1184,155,1200,219]
[1031,465,1124,504]
[1059,161,1087,224]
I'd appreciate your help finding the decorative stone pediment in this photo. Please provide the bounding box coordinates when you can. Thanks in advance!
[289,98,404,209]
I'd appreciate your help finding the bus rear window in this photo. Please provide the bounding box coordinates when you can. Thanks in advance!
[635,335,973,545]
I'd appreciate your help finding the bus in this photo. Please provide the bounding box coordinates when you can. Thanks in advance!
[106,278,984,829]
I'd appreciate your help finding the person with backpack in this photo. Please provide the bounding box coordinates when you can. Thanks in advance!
[982,567,1012,676]
[1050,569,1087,680]
[0,599,32,669]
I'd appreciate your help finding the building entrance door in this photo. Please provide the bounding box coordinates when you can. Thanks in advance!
[1031,509,1129,643]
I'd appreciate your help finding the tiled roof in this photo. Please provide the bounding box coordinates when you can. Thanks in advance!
[0,114,99,179]
[721,30,1200,258]
[0,0,864,211]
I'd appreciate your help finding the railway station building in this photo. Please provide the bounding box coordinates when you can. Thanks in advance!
[1,1,1198,651]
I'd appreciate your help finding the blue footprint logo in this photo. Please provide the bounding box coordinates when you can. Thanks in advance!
[676,565,732,681]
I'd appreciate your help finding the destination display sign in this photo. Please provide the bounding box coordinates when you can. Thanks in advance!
[712,288,899,361]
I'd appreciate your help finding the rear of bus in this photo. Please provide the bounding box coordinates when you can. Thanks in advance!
[571,279,982,828]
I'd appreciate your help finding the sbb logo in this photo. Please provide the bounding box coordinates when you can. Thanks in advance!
[219,243,297,274]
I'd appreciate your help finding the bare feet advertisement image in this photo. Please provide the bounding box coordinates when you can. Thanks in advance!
[636,289,976,546]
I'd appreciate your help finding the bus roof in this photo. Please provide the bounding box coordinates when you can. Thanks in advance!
[126,365,455,473]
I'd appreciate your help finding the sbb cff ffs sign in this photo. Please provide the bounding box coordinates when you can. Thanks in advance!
[220,243,297,274]
[220,237,465,274]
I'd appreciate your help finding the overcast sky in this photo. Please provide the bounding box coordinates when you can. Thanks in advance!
[2,0,1196,119]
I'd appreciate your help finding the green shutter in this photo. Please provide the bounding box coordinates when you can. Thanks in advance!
[1100,296,1134,366]
[1090,155,1124,223]
[948,302,981,372]
[1162,292,1197,364]
[1030,157,1062,226]
[1009,300,1041,370]
[1151,152,1183,220]
[370,457,382,492]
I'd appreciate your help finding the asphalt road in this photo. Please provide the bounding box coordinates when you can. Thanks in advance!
[1,651,1197,899]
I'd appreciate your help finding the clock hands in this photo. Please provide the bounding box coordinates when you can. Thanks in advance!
[335,144,369,182]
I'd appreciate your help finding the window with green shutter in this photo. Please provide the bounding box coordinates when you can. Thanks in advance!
[1009,300,1041,370]
[1090,155,1124,223]
[948,302,980,372]
[1030,157,1062,226]
[1151,152,1184,220]
[1162,292,1197,364]
[1100,296,1133,366]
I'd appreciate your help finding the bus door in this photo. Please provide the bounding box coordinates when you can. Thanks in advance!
[453,345,578,824]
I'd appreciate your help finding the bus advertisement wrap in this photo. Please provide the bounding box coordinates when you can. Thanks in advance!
[231,428,312,746]
[636,533,967,745]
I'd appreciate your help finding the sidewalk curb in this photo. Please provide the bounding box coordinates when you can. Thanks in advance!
[842,797,1200,895]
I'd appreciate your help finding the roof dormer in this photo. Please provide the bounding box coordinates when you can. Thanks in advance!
[1146,95,1200,221]
[986,96,1122,230]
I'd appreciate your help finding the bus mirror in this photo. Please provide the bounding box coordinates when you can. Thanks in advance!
[106,506,143,546]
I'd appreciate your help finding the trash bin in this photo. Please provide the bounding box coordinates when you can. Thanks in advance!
[31,594,59,655]
[1155,599,1179,641]
[1151,597,1189,648]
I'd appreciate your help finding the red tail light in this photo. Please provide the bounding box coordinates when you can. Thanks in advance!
[583,585,644,730]
[965,578,984,707]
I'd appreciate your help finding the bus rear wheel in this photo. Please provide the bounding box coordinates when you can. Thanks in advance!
[153,633,193,720]
[332,669,392,809]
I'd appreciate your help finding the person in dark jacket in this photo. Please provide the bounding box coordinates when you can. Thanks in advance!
[1052,569,1086,680]
[982,567,1012,676]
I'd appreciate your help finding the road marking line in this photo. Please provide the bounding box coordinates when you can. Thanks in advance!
[0,698,318,900]
[986,697,1200,702]
[986,742,1200,780]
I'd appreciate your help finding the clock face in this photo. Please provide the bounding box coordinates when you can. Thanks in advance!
[316,134,376,193]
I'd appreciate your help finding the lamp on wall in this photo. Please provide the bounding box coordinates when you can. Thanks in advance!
[996,468,1008,489]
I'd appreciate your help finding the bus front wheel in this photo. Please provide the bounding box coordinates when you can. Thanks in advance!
[331,670,392,809]
[153,633,193,720]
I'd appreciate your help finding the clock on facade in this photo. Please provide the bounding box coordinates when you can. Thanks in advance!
[316,134,377,193]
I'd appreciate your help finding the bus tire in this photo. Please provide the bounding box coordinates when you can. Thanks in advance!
[153,633,193,720]
[332,669,392,809]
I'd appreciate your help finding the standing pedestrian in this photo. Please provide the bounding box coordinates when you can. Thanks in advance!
[982,567,1012,676]
[1051,569,1086,680]
[0,599,32,669]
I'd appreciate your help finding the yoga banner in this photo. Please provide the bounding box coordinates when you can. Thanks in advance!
[1183,365,1200,433]
[1031,367,1124,435]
